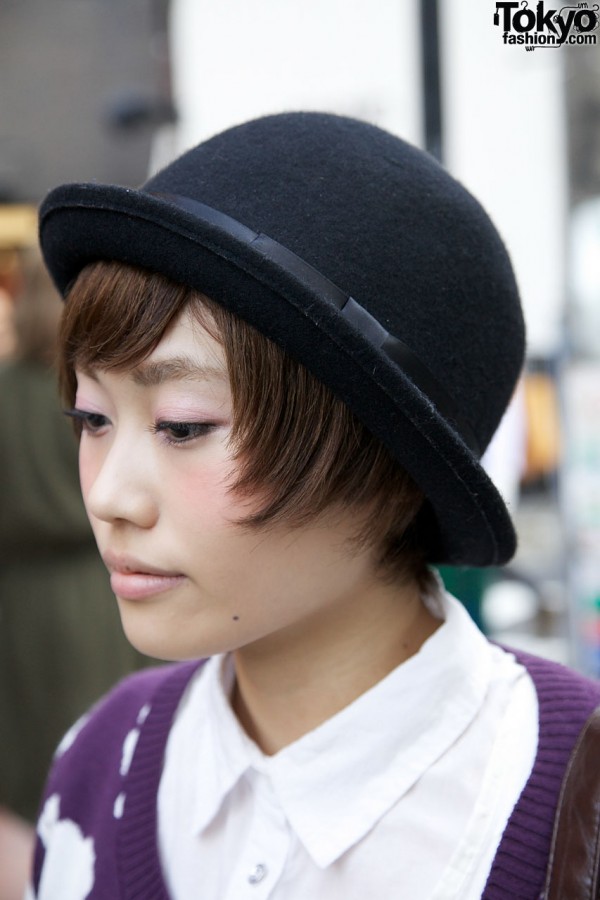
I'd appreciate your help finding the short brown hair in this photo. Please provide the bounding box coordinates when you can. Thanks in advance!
[60,261,430,586]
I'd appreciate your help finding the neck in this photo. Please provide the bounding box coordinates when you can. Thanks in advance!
[231,576,440,755]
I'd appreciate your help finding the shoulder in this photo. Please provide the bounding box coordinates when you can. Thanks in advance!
[43,661,202,811]
[50,664,189,772]
[503,644,600,714]
[482,647,600,898]
[31,661,202,899]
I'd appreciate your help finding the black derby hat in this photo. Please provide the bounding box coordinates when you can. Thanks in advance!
[39,112,525,566]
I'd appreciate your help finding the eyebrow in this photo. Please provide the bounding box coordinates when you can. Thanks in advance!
[130,356,227,387]
[79,356,227,387]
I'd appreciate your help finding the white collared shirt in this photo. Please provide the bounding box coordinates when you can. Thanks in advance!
[157,591,538,899]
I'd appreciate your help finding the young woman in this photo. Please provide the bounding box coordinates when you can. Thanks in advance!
[30,113,600,900]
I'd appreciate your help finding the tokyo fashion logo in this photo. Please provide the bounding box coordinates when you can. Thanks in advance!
[494,2,599,49]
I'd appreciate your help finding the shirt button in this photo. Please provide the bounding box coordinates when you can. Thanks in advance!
[248,863,268,885]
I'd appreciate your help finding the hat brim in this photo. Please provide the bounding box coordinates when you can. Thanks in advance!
[39,183,517,566]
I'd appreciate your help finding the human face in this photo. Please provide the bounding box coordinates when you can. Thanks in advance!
[74,307,384,661]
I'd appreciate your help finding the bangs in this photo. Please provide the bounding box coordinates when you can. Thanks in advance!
[59,261,206,401]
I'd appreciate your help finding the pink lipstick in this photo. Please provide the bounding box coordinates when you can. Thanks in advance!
[104,552,186,600]
[110,571,186,601]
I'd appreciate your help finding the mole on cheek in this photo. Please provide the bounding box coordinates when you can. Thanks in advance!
[232,615,240,621]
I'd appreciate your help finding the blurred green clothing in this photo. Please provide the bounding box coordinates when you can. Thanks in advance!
[437,566,497,632]
[0,359,151,821]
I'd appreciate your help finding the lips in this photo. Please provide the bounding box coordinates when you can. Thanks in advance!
[103,552,186,601]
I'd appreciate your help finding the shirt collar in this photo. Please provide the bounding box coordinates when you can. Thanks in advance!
[190,587,493,868]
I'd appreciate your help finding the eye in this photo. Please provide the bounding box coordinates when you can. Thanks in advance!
[64,408,110,436]
[152,421,216,445]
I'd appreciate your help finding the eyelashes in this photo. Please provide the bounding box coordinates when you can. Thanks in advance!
[149,421,216,445]
[64,408,108,436]
[63,409,216,446]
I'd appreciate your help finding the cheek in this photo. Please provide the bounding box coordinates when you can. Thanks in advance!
[169,457,245,532]
[78,441,100,508]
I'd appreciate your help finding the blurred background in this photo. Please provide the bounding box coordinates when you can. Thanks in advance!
[1,3,600,672]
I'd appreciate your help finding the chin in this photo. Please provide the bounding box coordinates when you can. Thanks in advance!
[117,613,232,663]
[125,633,206,663]
[116,610,191,662]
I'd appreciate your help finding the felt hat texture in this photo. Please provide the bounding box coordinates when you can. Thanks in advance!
[39,112,525,566]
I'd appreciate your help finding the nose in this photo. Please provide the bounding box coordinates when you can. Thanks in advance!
[82,431,159,530]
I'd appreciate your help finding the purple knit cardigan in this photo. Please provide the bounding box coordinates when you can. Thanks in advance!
[31,650,600,899]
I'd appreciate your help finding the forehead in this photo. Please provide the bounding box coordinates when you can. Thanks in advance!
[142,307,226,375]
